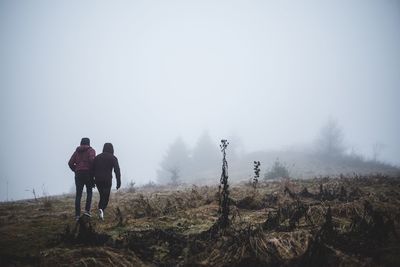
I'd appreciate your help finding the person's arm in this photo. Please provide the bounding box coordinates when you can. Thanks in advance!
[114,156,121,189]
[68,151,77,172]
[89,148,96,179]
[90,156,97,188]
[89,148,96,163]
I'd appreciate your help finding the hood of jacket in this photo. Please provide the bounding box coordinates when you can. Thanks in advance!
[103,143,114,154]
[76,145,91,153]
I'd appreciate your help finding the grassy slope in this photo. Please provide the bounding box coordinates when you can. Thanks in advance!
[1,176,400,266]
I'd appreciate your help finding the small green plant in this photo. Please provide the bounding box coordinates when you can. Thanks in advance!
[264,158,290,180]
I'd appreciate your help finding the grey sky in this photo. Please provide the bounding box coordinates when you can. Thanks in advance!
[1,0,399,201]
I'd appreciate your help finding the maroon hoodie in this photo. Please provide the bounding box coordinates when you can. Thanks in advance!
[68,145,96,173]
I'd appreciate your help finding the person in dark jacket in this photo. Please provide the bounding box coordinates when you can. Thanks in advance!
[93,143,121,220]
[68,137,96,220]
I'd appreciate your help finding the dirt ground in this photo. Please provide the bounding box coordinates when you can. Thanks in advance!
[1,175,400,266]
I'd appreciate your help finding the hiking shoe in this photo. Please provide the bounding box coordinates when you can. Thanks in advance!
[83,211,92,217]
[99,209,104,221]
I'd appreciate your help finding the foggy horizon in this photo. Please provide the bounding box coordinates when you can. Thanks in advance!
[1,0,399,201]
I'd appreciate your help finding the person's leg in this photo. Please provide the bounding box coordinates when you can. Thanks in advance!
[102,186,112,210]
[97,183,105,210]
[96,182,107,220]
[75,176,84,217]
[85,182,93,213]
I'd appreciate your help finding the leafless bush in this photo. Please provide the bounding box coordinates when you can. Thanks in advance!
[26,188,38,202]
[41,184,53,209]
[126,180,136,193]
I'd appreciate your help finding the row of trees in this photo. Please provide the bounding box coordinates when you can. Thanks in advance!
[157,132,223,184]
[157,119,345,185]
[315,118,385,162]
[159,119,387,184]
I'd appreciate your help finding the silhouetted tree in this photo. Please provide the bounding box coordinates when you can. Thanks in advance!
[264,158,289,180]
[372,142,385,162]
[315,118,345,158]
[168,167,180,185]
[157,137,190,184]
[191,132,220,174]
[227,134,244,161]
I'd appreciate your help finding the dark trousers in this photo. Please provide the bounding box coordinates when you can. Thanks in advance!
[75,171,93,217]
[96,181,112,210]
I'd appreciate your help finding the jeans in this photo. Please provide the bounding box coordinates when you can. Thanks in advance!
[75,171,93,217]
[96,180,111,210]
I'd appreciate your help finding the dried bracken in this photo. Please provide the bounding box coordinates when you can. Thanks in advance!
[1,175,399,266]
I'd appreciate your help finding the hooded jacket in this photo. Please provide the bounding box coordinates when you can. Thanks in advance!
[93,143,121,186]
[68,145,96,173]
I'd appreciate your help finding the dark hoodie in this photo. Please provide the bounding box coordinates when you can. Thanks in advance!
[93,143,121,186]
[68,145,96,173]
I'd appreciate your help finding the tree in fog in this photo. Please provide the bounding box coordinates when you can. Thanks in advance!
[167,167,180,185]
[315,119,345,158]
[157,137,190,184]
[227,134,244,161]
[191,132,220,174]
[264,158,290,180]
[372,142,385,162]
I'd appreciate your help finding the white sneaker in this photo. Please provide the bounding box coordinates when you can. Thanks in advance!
[83,211,91,217]
[99,209,104,220]
[75,216,80,222]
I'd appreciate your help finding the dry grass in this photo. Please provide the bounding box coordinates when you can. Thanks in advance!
[1,175,399,266]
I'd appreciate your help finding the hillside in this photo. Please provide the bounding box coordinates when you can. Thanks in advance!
[190,151,400,184]
[1,175,400,266]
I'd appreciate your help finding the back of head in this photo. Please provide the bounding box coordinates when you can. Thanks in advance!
[80,137,90,146]
[103,143,114,154]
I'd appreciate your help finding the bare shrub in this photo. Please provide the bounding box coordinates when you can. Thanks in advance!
[264,158,290,180]
[126,180,136,193]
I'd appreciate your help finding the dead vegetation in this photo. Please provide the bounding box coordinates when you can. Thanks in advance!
[1,175,400,266]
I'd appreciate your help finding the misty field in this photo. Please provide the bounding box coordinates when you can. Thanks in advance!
[1,175,400,267]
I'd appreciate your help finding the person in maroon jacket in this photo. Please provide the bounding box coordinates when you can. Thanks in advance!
[68,137,96,220]
[93,143,121,220]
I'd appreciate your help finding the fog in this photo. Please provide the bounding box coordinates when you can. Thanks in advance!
[1,0,399,201]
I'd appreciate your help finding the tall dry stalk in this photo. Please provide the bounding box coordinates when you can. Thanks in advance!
[218,139,230,228]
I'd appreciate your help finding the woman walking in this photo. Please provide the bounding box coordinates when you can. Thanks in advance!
[68,137,96,220]
[93,143,121,220]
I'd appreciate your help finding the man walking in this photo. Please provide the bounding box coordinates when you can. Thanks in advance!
[68,137,96,220]
[93,143,121,220]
